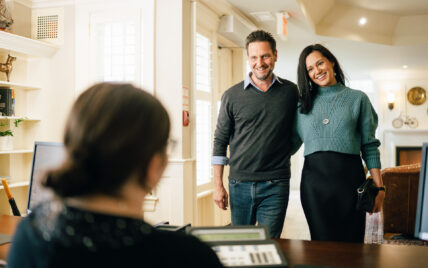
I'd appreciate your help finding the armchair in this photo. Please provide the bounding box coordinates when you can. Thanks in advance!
[381,163,421,235]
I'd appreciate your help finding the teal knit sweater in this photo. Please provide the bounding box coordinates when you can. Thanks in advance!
[291,83,381,170]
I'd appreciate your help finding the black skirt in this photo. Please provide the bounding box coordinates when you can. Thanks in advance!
[301,151,366,242]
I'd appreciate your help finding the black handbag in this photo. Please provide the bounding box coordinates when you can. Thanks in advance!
[356,178,379,212]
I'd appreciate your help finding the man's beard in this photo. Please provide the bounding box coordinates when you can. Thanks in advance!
[254,69,272,81]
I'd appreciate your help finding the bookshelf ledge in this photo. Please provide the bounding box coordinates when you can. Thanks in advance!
[0,149,33,155]
[0,181,29,190]
[0,81,41,91]
[0,31,58,57]
[0,116,41,121]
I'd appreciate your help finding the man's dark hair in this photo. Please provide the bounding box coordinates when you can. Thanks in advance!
[245,30,276,54]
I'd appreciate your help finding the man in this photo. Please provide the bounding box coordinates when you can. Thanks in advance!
[212,30,298,238]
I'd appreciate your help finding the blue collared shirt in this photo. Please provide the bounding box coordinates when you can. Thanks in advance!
[244,72,282,92]
[212,72,283,166]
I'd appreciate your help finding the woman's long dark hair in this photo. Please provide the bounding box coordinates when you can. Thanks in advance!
[44,82,170,198]
[297,44,346,114]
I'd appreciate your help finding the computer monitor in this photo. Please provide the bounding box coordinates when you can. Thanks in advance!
[26,141,66,214]
[415,142,428,241]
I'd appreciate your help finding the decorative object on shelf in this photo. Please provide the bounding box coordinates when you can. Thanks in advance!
[0,118,22,150]
[0,87,14,115]
[392,117,403,129]
[0,0,13,31]
[392,112,418,129]
[0,135,12,150]
[0,54,16,82]
[407,86,426,105]
[392,86,419,129]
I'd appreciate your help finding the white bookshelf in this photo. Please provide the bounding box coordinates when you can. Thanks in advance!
[0,31,57,215]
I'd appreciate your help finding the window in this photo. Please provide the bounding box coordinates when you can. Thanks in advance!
[196,33,212,93]
[196,100,211,185]
[195,32,213,186]
[90,11,141,84]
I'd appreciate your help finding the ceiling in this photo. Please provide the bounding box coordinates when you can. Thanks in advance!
[226,0,428,81]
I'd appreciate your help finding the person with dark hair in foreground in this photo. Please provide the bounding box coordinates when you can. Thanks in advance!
[7,82,223,268]
[291,44,385,242]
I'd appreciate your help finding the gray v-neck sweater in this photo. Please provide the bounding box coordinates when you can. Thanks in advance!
[213,78,298,181]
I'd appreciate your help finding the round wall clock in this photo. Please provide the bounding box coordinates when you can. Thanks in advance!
[407,86,426,105]
[392,117,403,128]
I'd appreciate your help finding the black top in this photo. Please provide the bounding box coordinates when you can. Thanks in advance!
[7,201,223,268]
[213,77,298,181]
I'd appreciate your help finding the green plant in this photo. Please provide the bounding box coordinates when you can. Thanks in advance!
[0,119,23,136]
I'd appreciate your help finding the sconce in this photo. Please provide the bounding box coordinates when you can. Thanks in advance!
[387,92,395,110]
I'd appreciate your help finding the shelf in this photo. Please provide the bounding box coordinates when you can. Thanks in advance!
[0,181,29,189]
[384,129,428,134]
[0,149,33,155]
[0,116,41,122]
[0,81,40,91]
[0,31,58,58]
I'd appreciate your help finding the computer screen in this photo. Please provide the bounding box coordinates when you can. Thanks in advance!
[415,142,428,241]
[26,141,66,214]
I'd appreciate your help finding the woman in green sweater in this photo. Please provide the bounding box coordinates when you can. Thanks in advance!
[292,44,385,243]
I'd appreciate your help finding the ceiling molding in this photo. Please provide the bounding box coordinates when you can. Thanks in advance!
[297,0,334,30]
[13,0,76,8]
[297,0,428,46]
[394,15,428,46]
[198,0,258,30]
[12,0,33,8]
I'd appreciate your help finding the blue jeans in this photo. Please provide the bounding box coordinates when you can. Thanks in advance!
[228,178,290,238]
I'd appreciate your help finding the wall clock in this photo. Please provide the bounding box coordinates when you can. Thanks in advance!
[407,86,426,105]
[392,117,403,128]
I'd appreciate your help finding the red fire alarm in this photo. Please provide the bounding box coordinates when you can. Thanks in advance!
[183,110,190,126]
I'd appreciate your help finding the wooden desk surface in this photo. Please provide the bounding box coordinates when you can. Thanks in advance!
[0,215,427,267]
[275,238,428,268]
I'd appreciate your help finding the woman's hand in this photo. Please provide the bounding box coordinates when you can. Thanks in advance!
[371,189,385,214]
[369,168,384,214]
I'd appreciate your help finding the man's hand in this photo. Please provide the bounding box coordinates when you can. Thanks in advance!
[213,165,228,210]
[213,184,229,210]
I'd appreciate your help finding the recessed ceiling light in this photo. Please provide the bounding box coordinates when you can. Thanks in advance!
[359,17,367,25]
[402,65,408,69]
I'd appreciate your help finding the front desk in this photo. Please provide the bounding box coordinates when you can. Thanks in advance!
[0,215,427,267]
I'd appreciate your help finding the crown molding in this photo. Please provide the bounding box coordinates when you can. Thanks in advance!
[11,0,32,8]
[13,0,75,8]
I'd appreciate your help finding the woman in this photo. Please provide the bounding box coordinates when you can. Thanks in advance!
[7,83,223,267]
[292,44,385,242]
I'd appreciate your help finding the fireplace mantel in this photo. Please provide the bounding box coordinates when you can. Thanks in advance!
[383,129,428,168]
